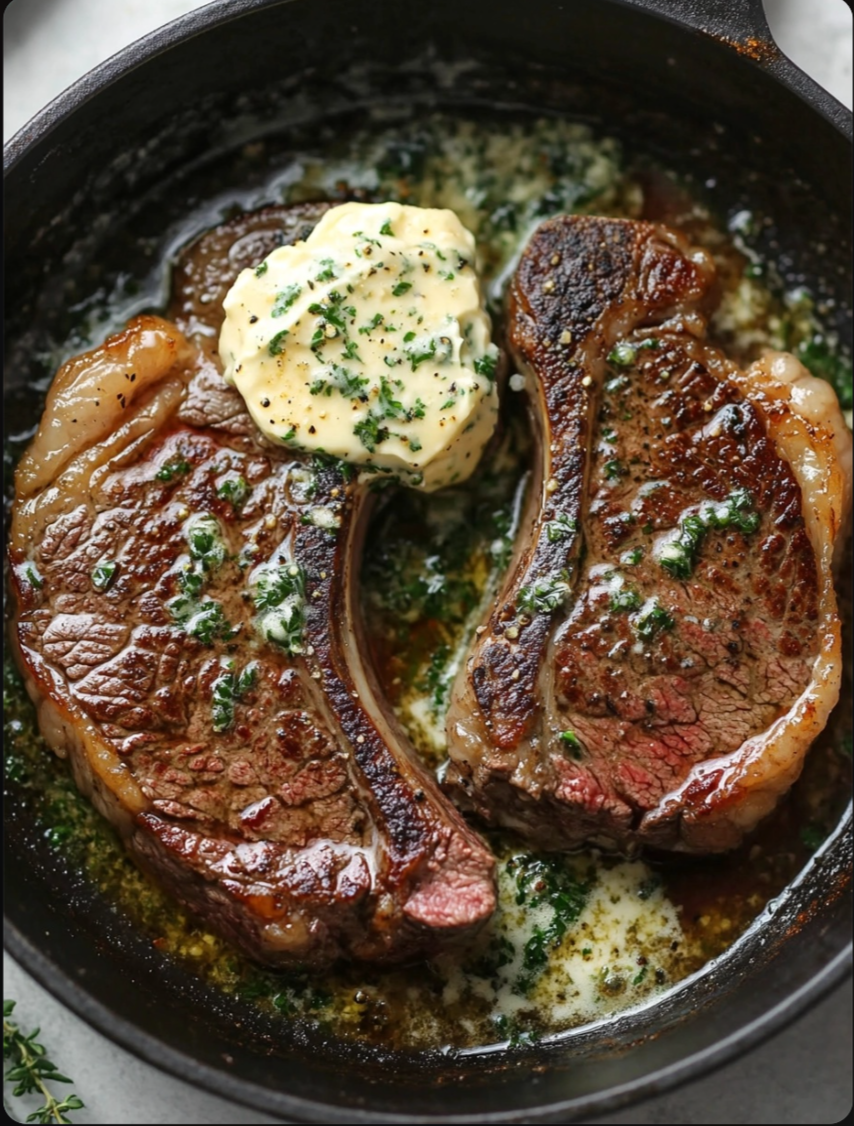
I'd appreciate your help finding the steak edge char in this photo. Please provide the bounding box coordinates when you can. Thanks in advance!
[9,204,495,967]
[445,215,850,853]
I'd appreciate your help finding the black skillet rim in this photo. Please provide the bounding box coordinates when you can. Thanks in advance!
[4,924,853,1124]
[4,0,853,1121]
[5,0,854,170]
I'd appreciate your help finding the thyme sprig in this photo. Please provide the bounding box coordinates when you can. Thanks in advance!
[3,1001,84,1123]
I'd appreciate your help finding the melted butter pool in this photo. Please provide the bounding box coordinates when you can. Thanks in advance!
[434,854,691,1044]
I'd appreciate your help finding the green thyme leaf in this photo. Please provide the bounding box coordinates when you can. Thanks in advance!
[354,415,389,453]
[517,576,570,615]
[271,284,302,317]
[315,258,337,282]
[545,513,577,543]
[91,560,117,591]
[268,329,289,356]
[632,597,675,640]
[156,458,191,482]
[216,475,249,508]
[3,1000,85,1123]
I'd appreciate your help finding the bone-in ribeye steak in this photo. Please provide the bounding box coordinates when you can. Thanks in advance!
[445,215,850,853]
[9,203,495,966]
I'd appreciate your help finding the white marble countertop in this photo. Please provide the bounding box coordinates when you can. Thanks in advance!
[4,1,852,1123]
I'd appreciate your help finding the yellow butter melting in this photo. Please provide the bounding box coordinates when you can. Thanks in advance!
[219,202,500,490]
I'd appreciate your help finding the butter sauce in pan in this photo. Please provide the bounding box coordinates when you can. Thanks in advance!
[4,111,851,1051]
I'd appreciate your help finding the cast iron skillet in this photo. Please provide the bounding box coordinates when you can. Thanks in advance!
[4,0,852,1121]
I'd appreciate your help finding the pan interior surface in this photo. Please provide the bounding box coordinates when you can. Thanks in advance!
[4,1,851,1120]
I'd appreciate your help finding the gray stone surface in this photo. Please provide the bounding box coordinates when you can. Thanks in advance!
[4,1,852,1122]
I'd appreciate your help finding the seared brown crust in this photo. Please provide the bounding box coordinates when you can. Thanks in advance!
[10,204,495,966]
[169,202,335,345]
[445,215,842,853]
[468,219,712,749]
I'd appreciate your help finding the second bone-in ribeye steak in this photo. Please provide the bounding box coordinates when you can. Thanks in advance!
[9,204,495,966]
[445,215,850,853]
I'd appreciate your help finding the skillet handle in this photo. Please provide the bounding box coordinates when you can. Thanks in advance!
[621,0,851,140]
[620,0,773,46]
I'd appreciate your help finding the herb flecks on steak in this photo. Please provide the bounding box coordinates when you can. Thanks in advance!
[445,216,850,853]
[9,206,496,968]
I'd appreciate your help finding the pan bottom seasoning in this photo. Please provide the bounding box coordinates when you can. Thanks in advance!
[4,106,851,1051]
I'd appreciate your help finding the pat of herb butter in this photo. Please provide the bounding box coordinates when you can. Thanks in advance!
[218,202,500,490]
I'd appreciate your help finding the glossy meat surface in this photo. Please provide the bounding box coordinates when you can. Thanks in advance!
[9,205,495,965]
[445,215,849,852]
